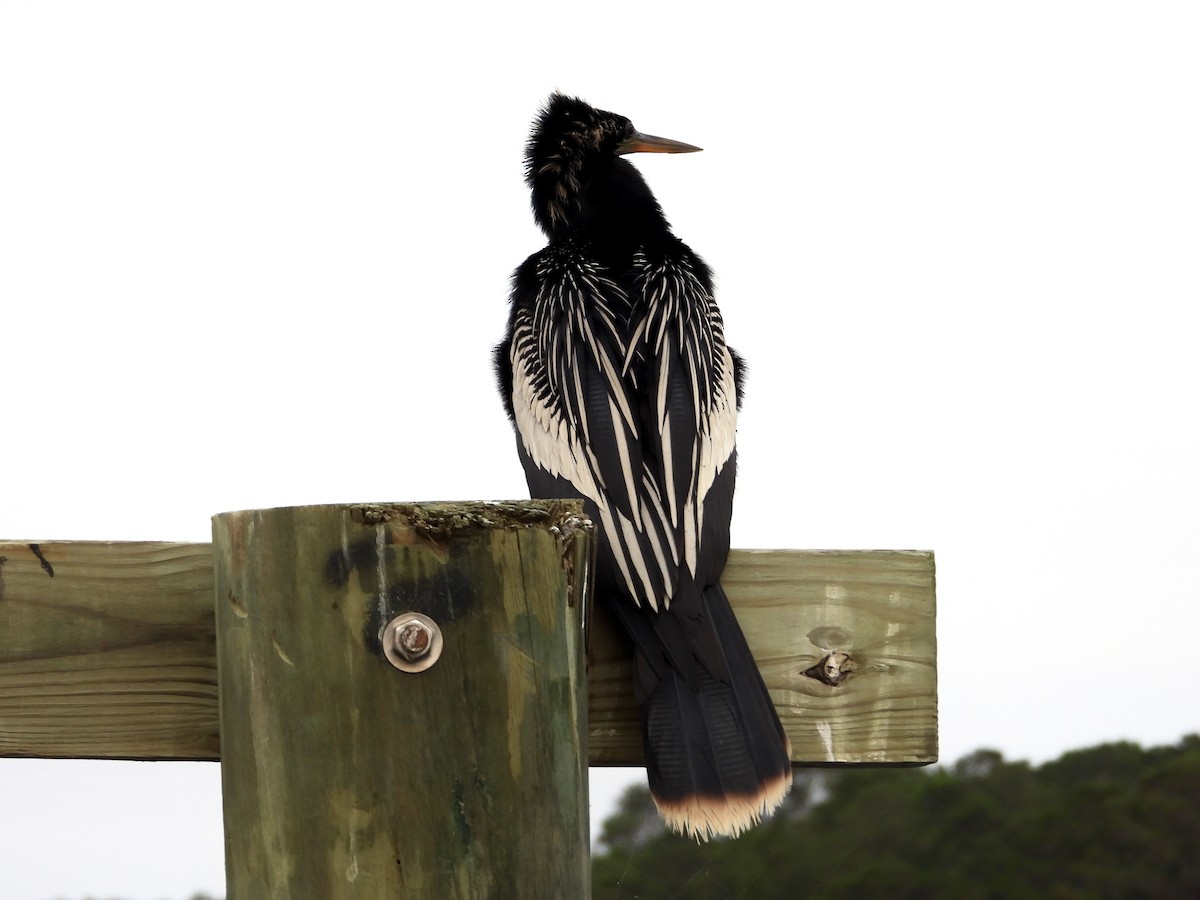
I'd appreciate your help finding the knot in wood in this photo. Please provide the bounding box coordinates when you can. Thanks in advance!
[803,650,855,687]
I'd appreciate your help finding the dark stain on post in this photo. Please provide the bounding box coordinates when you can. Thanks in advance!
[324,537,380,588]
[364,564,478,661]
[337,501,583,663]
[29,543,54,577]
[325,548,351,586]
[382,564,475,620]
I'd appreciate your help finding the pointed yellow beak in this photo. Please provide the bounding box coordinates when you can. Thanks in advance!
[617,130,702,155]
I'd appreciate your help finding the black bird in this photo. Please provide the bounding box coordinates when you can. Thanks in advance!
[495,93,791,840]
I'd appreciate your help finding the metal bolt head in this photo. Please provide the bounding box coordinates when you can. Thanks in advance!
[382,612,443,673]
[395,620,432,661]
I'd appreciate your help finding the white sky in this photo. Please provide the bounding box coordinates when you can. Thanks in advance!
[2,2,1198,898]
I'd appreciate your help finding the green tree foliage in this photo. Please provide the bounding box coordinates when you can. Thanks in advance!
[593,735,1200,899]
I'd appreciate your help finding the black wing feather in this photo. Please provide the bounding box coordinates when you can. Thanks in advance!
[499,234,790,840]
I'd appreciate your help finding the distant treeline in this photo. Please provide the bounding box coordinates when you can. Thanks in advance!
[57,735,1200,899]
[593,734,1200,898]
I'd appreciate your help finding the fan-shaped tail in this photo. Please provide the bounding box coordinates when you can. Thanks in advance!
[636,582,792,840]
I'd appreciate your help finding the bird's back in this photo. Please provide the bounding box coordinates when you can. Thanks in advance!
[504,227,739,612]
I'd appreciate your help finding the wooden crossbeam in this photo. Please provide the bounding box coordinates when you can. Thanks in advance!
[0,539,936,765]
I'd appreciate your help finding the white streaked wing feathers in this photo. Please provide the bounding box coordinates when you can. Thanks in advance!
[511,249,736,611]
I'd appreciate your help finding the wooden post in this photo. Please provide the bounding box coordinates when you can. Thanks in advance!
[211,501,592,899]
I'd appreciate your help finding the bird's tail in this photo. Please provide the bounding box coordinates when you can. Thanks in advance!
[637,581,792,841]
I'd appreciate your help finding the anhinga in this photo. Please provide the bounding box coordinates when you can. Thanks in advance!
[496,92,791,840]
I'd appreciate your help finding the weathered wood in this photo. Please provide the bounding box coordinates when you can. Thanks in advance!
[0,541,218,759]
[212,501,591,899]
[589,549,937,765]
[1,540,937,765]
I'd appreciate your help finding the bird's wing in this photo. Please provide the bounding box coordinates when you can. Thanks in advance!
[508,245,737,611]
[626,249,738,581]
[509,249,674,608]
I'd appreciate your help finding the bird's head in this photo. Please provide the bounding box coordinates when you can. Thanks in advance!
[525,92,700,238]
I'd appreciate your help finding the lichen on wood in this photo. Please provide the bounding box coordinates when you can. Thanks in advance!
[348,499,587,536]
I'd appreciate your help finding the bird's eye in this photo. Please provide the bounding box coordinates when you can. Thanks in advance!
[623,121,635,138]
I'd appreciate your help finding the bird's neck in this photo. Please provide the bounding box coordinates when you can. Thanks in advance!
[535,157,672,253]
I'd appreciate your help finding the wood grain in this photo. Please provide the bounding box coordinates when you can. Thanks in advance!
[1,539,936,766]
[0,541,218,759]
[588,549,936,765]
[212,501,590,898]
